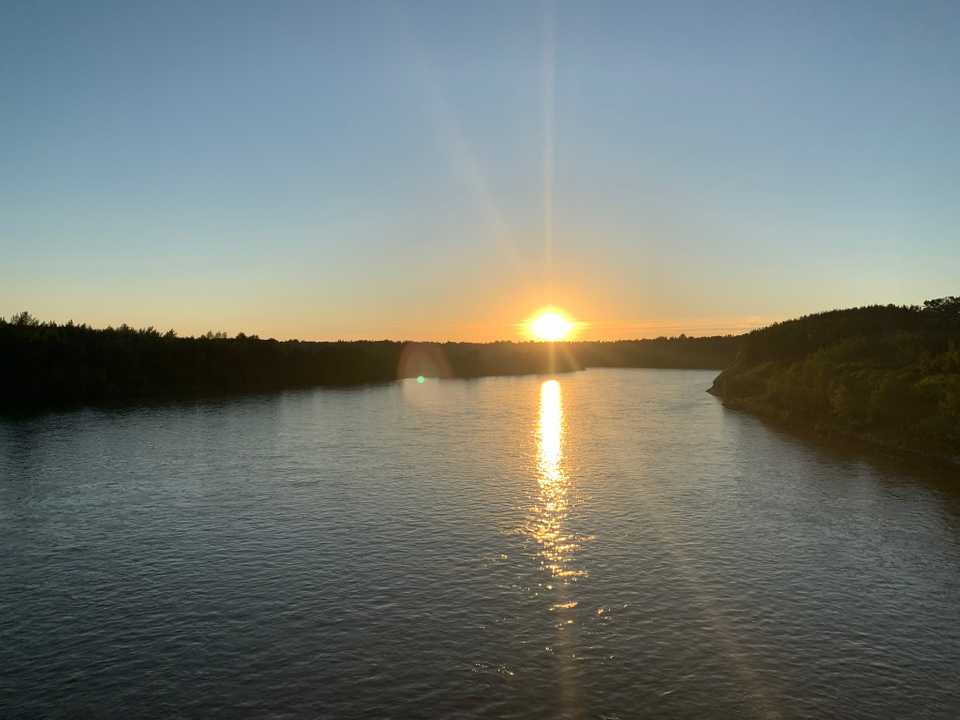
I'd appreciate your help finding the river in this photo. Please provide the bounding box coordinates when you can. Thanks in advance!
[2,369,958,718]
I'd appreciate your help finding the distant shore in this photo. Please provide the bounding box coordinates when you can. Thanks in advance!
[0,313,737,412]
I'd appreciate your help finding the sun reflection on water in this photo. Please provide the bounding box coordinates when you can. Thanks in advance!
[529,379,587,581]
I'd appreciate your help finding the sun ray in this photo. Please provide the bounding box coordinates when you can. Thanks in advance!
[542,0,556,295]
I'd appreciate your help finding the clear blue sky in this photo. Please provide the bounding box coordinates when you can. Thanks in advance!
[3,0,958,339]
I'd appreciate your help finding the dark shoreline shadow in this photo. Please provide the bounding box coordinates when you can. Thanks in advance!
[0,381,398,422]
[0,367,589,422]
[709,392,960,494]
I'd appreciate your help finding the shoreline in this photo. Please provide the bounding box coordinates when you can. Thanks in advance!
[708,385,960,472]
[2,365,736,419]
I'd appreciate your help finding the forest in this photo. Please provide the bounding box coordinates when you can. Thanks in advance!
[0,312,736,410]
[709,298,960,465]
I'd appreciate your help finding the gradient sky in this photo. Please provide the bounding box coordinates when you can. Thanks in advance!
[3,1,958,340]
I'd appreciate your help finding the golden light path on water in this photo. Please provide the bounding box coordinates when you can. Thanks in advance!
[528,379,775,718]
[530,379,587,582]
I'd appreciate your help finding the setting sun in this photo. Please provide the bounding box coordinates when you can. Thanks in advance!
[528,309,575,342]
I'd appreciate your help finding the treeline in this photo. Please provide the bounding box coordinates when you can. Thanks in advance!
[709,298,960,464]
[573,335,739,370]
[0,312,738,411]
[0,313,587,409]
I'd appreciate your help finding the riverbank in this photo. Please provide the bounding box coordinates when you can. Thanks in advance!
[707,300,960,469]
[708,386,960,470]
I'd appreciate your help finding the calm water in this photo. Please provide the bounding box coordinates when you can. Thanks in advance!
[2,369,959,719]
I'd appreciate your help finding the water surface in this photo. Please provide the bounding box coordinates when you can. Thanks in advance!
[2,369,959,718]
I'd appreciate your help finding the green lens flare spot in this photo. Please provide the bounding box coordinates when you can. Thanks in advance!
[416,375,425,384]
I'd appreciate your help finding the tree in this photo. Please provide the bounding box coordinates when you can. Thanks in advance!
[10,311,39,326]
[923,296,960,317]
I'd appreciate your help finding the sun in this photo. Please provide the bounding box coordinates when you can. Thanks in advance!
[528,308,575,342]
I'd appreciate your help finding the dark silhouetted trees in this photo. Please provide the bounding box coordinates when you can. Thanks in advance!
[0,314,738,411]
[572,336,739,370]
[709,299,960,464]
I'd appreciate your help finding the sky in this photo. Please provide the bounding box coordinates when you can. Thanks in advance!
[2,0,958,341]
